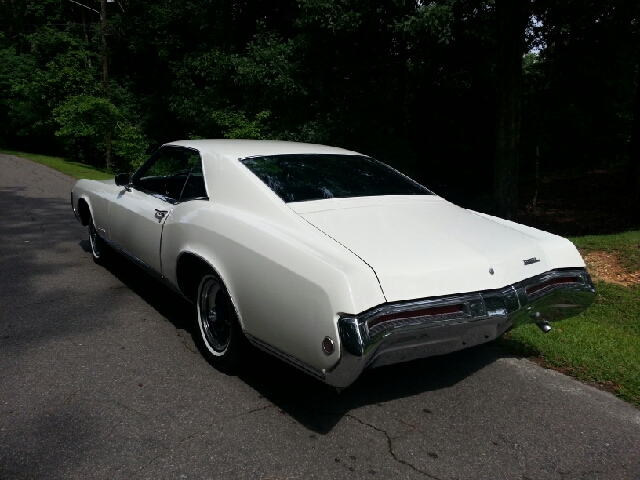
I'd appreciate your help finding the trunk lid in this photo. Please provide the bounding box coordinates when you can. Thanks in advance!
[289,196,560,302]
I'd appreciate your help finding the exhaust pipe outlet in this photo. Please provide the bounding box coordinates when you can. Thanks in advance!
[536,321,552,333]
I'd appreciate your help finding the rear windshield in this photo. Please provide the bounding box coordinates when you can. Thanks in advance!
[240,154,431,203]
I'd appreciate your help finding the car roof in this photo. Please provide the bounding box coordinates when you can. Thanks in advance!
[165,139,360,159]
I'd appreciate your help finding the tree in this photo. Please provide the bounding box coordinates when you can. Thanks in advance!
[53,95,119,163]
[494,0,528,219]
[100,0,111,170]
[1,0,638,224]
[630,59,640,209]
[625,3,640,210]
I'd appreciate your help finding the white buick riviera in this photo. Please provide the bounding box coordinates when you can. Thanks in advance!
[71,140,595,388]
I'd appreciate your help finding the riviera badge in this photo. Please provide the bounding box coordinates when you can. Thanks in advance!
[523,257,540,265]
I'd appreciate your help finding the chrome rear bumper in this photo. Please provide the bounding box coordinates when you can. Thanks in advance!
[323,268,595,388]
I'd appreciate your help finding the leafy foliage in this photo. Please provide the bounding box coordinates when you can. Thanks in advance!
[0,0,637,196]
[111,123,149,172]
[53,95,118,139]
[210,110,272,140]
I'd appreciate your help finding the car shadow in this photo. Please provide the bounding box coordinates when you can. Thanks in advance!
[79,239,91,253]
[236,342,507,434]
[99,248,194,331]
[101,249,510,435]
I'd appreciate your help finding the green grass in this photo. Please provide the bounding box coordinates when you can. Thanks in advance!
[570,230,640,273]
[0,148,113,180]
[499,230,640,408]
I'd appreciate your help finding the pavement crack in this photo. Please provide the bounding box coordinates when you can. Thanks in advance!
[176,331,198,354]
[63,389,80,404]
[127,447,170,479]
[125,403,275,478]
[559,468,605,479]
[128,406,276,478]
[112,400,149,420]
[127,426,212,478]
[233,404,274,419]
[345,413,442,480]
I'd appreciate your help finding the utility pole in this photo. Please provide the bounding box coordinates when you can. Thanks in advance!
[100,0,112,170]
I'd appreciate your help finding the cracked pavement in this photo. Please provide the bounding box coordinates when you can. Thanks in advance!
[1,153,639,480]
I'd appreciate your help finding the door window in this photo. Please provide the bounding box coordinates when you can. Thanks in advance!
[133,147,207,202]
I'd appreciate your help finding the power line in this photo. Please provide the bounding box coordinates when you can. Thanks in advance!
[68,0,101,20]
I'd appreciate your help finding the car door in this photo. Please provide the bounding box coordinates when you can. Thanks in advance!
[108,146,204,273]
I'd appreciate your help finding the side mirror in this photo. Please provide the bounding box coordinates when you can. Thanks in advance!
[115,173,131,187]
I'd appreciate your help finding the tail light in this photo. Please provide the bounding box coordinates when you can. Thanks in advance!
[368,303,466,330]
[526,276,580,297]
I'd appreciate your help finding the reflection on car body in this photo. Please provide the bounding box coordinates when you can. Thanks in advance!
[71,140,595,388]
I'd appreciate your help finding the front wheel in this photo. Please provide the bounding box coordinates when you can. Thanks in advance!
[88,216,109,264]
[196,272,246,371]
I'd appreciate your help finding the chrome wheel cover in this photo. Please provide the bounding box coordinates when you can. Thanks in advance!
[89,221,103,258]
[198,276,232,355]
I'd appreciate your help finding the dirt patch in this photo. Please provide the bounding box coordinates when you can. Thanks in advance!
[583,251,640,286]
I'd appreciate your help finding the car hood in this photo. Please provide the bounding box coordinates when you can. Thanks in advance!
[288,196,584,302]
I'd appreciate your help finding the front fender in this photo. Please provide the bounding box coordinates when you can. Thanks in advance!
[71,179,116,238]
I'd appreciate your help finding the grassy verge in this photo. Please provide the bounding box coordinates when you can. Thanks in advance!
[0,148,113,180]
[498,230,640,408]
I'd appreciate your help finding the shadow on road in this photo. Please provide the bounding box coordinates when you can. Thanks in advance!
[101,247,509,435]
[0,180,508,437]
[99,250,194,331]
[0,186,124,344]
[237,343,506,434]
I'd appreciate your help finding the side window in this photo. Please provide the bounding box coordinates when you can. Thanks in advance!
[179,161,208,201]
[134,147,207,202]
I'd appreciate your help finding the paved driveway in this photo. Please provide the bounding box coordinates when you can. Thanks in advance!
[1,153,639,480]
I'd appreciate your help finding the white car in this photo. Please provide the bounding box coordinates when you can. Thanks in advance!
[71,140,595,388]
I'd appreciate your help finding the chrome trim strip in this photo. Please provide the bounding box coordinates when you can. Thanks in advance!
[245,334,325,380]
[324,268,595,388]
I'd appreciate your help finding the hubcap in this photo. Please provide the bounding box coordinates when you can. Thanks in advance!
[198,277,232,353]
[89,222,102,258]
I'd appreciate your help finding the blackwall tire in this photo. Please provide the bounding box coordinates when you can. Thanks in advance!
[196,271,246,371]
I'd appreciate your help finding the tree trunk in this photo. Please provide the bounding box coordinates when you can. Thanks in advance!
[101,0,111,171]
[629,60,640,211]
[8,0,13,36]
[493,0,527,219]
[396,37,406,137]
[81,10,92,68]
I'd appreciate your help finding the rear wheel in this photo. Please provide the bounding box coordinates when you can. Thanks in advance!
[88,215,108,264]
[196,271,246,371]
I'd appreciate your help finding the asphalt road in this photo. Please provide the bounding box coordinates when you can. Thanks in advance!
[1,153,639,480]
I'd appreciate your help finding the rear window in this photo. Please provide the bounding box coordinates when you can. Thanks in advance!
[240,154,431,203]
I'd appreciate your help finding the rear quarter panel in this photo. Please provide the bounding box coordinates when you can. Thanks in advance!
[161,202,386,372]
